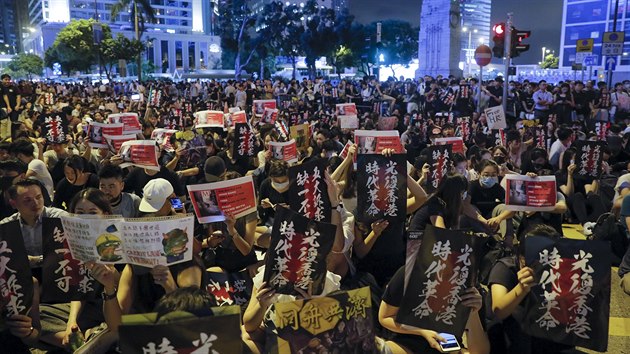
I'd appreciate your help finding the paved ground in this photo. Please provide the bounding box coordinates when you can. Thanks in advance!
[563,224,630,354]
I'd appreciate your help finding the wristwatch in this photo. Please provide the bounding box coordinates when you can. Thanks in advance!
[101,288,118,301]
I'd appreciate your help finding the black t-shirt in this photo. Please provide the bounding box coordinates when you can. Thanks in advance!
[469,180,505,219]
[217,151,254,177]
[487,86,503,107]
[409,197,446,232]
[124,166,185,197]
[53,173,99,210]
[258,177,288,225]
[1,83,19,108]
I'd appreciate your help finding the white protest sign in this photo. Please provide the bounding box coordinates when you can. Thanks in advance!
[485,106,507,130]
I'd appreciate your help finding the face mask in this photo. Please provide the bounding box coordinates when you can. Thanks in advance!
[493,156,506,164]
[272,180,289,191]
[461,191,468,201]
[480,176,498,188]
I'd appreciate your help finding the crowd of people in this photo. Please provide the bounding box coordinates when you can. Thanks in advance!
[0,70,629,354]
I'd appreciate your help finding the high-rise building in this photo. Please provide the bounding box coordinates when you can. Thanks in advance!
[0,0,20,54]
[559,0,629,70]
[23,0,221,75]
[250,0,348,15]
[459,0,491,53]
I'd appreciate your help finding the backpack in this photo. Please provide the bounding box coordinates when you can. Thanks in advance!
[589,212,628,266]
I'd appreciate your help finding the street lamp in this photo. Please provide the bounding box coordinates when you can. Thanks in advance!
[462,27,478,77]
[542,46,546,64]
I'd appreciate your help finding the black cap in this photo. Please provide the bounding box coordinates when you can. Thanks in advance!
[204,156,226,182]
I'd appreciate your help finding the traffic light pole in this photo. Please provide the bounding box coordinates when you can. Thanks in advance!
[502,13,513,114]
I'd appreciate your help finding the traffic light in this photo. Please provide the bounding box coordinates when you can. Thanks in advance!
[511,28,531,58]
[492,23,506,58]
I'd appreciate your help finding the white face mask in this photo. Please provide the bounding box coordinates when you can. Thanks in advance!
[272,180,289,191]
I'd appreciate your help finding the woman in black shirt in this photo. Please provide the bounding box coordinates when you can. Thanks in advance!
[410,173,468,231]
[52,156,98,210]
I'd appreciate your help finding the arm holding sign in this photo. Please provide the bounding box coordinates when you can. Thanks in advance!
[490,265,535,320]
[86,262,123,332]
[6,277,41,347]
[225,214,257,256]
[407,171,428,214]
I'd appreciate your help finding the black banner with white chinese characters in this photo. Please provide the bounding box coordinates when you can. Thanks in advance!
[0,221,34,319]
[288,158,332,223]
[40,113,69,144]
[523,236,610,352]
[356,154,407,225]
[263,206,336,296]
[233,123,258,159]
[396,225,483,336]
[426,145,452,193]
[575,141,605,180]
[41,218,96,303]
[206,270,253,308]
[119,306,242,354]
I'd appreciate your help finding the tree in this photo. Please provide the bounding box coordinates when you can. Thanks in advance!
[111,0,157,81]
[366,20,418,77]
[217,0,259,79]
[6,53,44,79]
[258,2,304,79]
[101,34,145,80]
[44,19,112,75]
[541,53,559,69]
[300,1,340,79]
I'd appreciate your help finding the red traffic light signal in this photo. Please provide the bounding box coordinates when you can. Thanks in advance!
[493,23,506,36]
[492,22,506,58]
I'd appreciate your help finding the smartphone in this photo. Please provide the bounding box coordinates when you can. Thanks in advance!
[131,93,141,101]
[438,333,461,352]
[170,197,183,211]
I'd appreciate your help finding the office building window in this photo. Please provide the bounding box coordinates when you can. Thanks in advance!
[565,23,606,43]
[188,42,195,69]
[566,1,607,24]
[161,40,169,73]
[176,41,183,68]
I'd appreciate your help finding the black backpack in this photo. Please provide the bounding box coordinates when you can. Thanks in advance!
[589,212,628,266]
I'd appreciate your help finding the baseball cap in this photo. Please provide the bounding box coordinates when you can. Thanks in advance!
[139,178,174,212]
[204,156,226,183]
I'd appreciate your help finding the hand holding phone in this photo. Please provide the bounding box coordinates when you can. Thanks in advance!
[437,333,461,352]
[170,197,183,211]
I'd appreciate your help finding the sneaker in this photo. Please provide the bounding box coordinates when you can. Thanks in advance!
[583,222,596,237]
[74,323,117,354]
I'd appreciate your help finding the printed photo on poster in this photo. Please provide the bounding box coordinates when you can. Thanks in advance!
[523,236,611,352]
[261,107,279,125]
[103,134,137,154]
[290,123,311,152]
[194,110,225,129]
[87,122,124,148]
[254,99,277,117]
[504,175,557,211]
[396,225,482,337]
[187,176,257,224]
[269,140,298,164]
[263,206,336,295]
[118,140,161,171]
[335,103,358,118]
[354,130,403,155]
[151,128,178,153]
[108,113,142,134]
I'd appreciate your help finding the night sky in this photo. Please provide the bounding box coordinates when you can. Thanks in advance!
[349,0,563,65]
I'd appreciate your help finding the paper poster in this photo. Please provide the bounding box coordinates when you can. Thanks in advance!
[261,107,279,125]
[43,92,54,105]
[119,140,161,171]
[103,134,137,154]
[354,130,404,155]
[378,116,399,131]
[108,113,142,135]
[274,287,376,354]
[290,124,311,153]
[335,103,358,118]
[528,126,547,150]
[426,144,452,192]
[187,175,257,224]
[41,113,69,143]
[339,141,352,159]
[194,110,225,129]
[288,158,332,223]
[263,206,336,296]
[455,116,471,142]
[119,307,242,354]
[0,221,34,319]
[523,236,610,352]
[60,215,195,267]
[433,112,454,127]
[148,89,162,106]
[253,99,277,117]
[337,115,359,130]
[575,141,605,179]
[206,270,253,307]
[504,175,557,211]
[356,154,408,225]
[86,122,124,149]
[435,137,464,154]
[396,225,483,337]
[160,115,181,130]
[174,132,207,169]
[225,111,247,128]
[595,121,610,141]
[485,105,507,130]
[233,123,258,159]
[41,218,96,303]
[269,140,299,164]
[275,120,290,141]
[151,128,178,153]
[492,128,506,147]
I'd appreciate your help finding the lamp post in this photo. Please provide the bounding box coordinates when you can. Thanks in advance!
[462,27,478,77]
[542,46,546,64]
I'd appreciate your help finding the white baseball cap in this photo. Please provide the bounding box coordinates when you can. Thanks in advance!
[139,178,174,212]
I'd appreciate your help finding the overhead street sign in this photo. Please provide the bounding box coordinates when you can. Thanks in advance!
[603,31,625,56]
[576,38,594,52]
[583,55,599,66]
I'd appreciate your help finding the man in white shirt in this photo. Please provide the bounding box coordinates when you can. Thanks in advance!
[10,138,54,197]
[548,126,574,170]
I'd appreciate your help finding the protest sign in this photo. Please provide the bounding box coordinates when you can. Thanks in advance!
[339,141,352,159]
[338,115,359,130]
[426,145,452,192]
[274,287,376,354]
[148,89,162,106]
[87,122,124,148]
[269,139,298,164]
[187,176,257,224]
[118,140,161,171]
[233,123,257,159]
[354,130,404,155]
[263,206,336,296]
[356,154,407,225]
[378,116,399,131]
[61,215,194,267]
[275,120,290,141]
[0,221,34,319]
[575,141,605,180]
[290,124,311,152]
[225,111,247,128]
[160,114,182,130]
[492,128,506,147]
[174,132,207,169]
[193,110,225,129]
[151,128,178,153]
[435,137,465,154]
[528,126,547,150]
[455,116,471,142]
[40,113,69,143]
[523,236,610,352]
[108,113,142,135]
[397,225,483,337]
[288,158,332,223]
[254,99,277,117]
[485,105,507,130]
[504,175,557,211]
[103,134,137,154]
[261,107,279,125]
[119,307,242,354]
[335,103,358,118]
[41,218,96,303]
[595,121,610,141]
[206,270,253,307]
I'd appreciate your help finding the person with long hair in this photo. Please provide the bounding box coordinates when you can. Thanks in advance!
[52,155,98,210]
[410,173,469,230]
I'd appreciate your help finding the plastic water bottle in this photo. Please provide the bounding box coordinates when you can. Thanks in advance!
[68,325,84,352]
